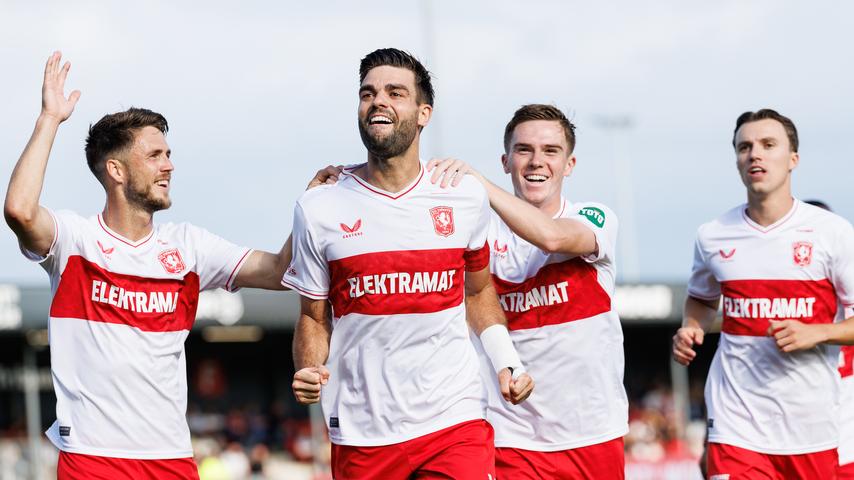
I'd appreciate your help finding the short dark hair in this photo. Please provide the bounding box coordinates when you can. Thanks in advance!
[85,108,168,184]
[503,104,577,153]
[732,109,798,152]
[804,199,832,211]
[359,48,434,106]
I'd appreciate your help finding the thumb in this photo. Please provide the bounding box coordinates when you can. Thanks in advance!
[767,320,781,336]
[69,90,81,107]
[694,329,705,346]
[498,368,512,402]
[318,366,331,384]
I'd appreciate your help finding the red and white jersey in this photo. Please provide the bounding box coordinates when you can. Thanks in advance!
[688,200,854,454]
[282,162,491,447]
[22,210,251,459]
[839,346,854,465]
[478,198,628,451]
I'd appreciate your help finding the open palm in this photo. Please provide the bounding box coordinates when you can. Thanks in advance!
[41,51,81,123]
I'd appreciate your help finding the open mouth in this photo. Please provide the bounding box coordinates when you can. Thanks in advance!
[747,166,766,178]
[524,174,548,183]
[155,179,170,189]
[368,114,394,126]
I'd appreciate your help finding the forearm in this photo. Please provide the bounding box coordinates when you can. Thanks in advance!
[293,310,331,370]
[4,115,60,227]
[481,176,594,255]
[465,280,507,335]
[820,317,854,345]
[682,296,719,332]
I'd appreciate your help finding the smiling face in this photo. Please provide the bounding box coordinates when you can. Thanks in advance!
[733,118,798,200]
[357,65,431,159]
[502,120,575,214]
[121,126,173,212]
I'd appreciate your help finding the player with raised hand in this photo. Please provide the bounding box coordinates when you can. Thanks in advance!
[284,48,533,479]
[5,52,293,479]
[673,109,854,479]
[428,104,628,479]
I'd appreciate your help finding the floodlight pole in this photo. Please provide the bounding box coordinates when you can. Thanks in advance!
[593,115,639,283]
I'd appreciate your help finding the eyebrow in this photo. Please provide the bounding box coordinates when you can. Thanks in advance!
[737,137,778,149]
[385,83,410,92]
[513,142,564,150]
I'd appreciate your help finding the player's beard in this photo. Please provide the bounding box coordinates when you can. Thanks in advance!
[124,170,171,213]
[358,110,418,160]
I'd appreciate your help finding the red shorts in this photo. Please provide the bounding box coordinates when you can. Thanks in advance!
[495,437,624,480]
[57,451,199,480]
[707,443,837,480]
[839,460,854,480]
[331,419,494,479]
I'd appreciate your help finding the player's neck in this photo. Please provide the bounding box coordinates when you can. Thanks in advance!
[102,199,155,242]
[537,196,564,217]
[745,189,794,227]
[361,143,422,193]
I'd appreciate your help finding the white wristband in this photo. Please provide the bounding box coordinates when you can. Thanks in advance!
[479,324,525,379]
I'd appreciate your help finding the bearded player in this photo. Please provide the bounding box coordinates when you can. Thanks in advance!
[4,52,294,479]
[673,109,854,479]
[284,49,534,479]
[428,104,628,479]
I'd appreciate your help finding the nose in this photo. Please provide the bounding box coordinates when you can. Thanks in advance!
[529,149,546,167]
[371,91,391,109]
[161,154,174,173]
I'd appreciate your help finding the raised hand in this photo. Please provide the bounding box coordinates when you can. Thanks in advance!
[41,51,81,123]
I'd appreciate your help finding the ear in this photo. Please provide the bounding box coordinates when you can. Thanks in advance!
[501,153,511,174]
[105,158,126,184]
[563,154,577,177]
[417,103,433,128]
[789,151,800,172]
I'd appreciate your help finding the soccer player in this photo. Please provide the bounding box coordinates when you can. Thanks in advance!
[4,52,293,479]
[672,109,854,479]
[284,48,534,479]
[427,104,628,479]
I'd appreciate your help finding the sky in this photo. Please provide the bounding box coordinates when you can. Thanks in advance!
[1,0,852,284]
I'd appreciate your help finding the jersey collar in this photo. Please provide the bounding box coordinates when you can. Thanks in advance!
[741,198,799,234]
[342,161,424,200]
[97,214,155,248]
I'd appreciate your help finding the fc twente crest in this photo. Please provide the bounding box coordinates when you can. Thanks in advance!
[792,241,813,267]
[429,206,455,237]
[158,249,186,274]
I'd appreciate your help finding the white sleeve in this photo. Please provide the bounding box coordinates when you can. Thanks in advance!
[462,187,491,271]
[190,225,253,292]
[569,204,617,264]
[830,220,854,315]
[19,209,78,277]
[468,187,491,251]
[281,202,329,299]
[686,234,721,301]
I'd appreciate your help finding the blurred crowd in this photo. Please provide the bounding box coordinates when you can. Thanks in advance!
[0,383,706,480]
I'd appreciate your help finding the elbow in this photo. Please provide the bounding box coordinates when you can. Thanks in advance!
[3,202,35,231]
[538,235,566,255]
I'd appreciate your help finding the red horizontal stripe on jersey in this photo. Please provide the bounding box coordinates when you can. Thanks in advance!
[840,346,854,378]
[328,248,466,316]
[464,242,489,272]
[491,258,611,331]
[50,255,200,332]
[720,279,837,337]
